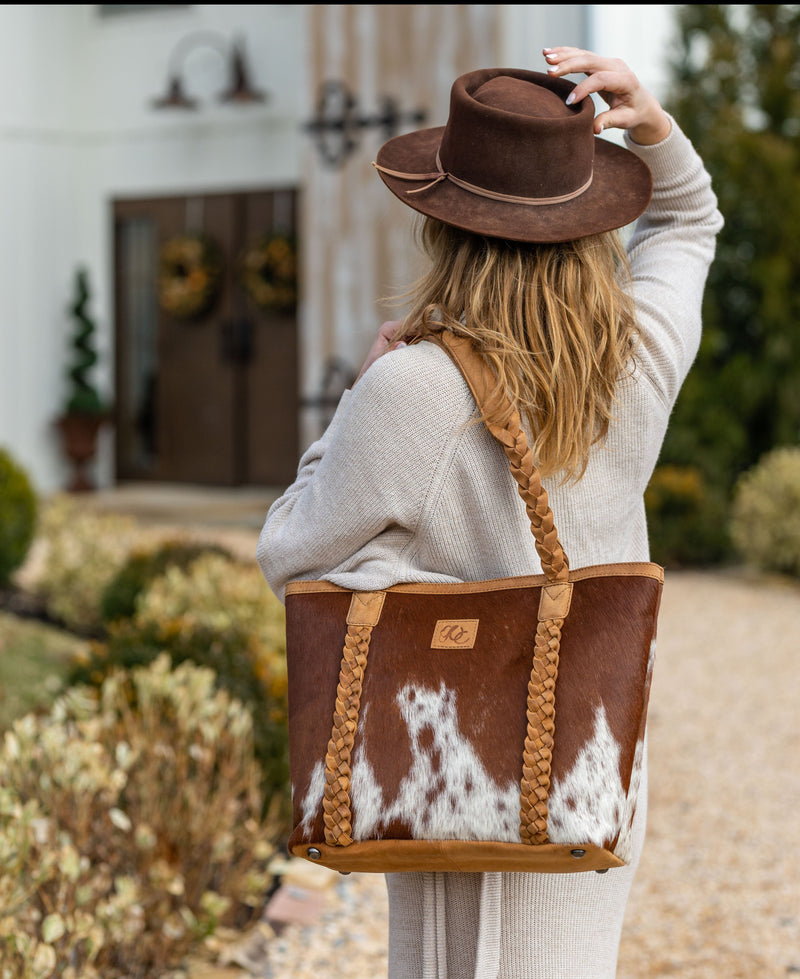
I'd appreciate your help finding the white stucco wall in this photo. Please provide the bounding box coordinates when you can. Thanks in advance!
[0,6,86,496]
[0,3,308,494]
[0,4,680,495]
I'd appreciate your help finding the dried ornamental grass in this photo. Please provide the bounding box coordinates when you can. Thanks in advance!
[0,790,106,979]
[33,496,140,633]
[0,656,278,978]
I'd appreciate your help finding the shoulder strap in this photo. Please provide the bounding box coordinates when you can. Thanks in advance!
[432,330,570,586]
[429,330,572,845]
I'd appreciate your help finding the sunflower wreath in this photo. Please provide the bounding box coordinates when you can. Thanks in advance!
[157,233,222,320]
[241,232,298,314]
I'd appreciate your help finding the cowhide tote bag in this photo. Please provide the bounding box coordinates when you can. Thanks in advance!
[283,332,663,875]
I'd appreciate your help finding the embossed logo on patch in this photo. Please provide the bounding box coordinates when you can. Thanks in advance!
[431,619,479,649]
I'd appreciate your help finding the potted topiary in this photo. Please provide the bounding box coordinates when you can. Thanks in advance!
[56,267,110,492]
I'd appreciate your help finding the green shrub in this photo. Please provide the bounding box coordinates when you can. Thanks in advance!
[100,539,234,625]
[644,464,732,567]
[0,655,277,979]
[0,448,37,587]
[662,6,800,533]
[730,445,800,577]
[68,554,290,823]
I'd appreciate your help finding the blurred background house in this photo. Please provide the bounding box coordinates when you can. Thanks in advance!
[0,3,677,497]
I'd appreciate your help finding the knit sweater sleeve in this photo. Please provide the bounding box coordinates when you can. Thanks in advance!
[623,116,724,406]
[256,343,472,601]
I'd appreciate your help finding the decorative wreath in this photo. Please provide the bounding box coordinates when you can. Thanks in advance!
[157,233,222,319]
[241,232,298,314]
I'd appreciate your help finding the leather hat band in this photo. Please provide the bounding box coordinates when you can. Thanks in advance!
[373,150,594,207]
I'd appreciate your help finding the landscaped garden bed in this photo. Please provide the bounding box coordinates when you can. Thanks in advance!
[0,473,290,978]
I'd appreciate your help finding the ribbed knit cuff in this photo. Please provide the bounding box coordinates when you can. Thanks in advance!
[623,113,699,178]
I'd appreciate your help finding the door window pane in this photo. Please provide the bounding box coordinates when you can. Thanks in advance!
[118,217,159,475]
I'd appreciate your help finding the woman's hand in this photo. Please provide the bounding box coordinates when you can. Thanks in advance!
[543,47,671,146]
[354,320,408,385]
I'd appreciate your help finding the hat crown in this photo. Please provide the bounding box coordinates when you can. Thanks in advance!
[439,69,595,201]
[472,75,571,120]
[373,66,653,243]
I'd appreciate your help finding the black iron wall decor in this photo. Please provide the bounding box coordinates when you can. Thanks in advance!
[150,30,267,110]
[304,80,427,168]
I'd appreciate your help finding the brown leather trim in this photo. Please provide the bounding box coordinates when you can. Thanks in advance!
[538,581,573,621]
[346,591,385,627]
[289,839,626,874]
[285,561,664,597]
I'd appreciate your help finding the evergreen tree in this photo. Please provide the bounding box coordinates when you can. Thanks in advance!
[64,267,105,416]
[659,5,800,507]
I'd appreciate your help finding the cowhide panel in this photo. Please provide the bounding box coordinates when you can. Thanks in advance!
[285,564,661,860]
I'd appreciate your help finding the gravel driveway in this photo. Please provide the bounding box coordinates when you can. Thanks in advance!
[194,566,799,979]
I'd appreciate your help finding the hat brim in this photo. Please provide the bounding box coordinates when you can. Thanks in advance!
[375,126,653,243]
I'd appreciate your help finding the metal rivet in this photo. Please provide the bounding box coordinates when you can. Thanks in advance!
[596,868,609,874]
[307,847,322,860]
[570,848,586,858]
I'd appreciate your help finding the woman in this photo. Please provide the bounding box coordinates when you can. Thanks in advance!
[258,48,723,979]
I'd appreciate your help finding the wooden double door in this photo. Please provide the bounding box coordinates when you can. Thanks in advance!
[113,189,299,487]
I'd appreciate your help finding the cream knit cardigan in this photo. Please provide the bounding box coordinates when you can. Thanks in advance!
[258,119,723,979]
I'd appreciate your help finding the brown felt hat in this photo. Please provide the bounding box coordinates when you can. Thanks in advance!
[374,68,653,243]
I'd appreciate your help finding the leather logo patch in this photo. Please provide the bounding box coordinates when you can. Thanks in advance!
[431,619,479,649]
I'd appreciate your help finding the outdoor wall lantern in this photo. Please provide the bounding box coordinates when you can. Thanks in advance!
[151,30,267,109]
[304,79,427,168]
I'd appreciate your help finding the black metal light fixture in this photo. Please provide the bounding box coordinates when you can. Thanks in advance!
[304,80,427,168]
[151,31,267,110]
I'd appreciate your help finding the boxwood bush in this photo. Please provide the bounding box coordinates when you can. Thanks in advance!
[0,447,37,587]
[730,445,800,577]
[100,539,234,625]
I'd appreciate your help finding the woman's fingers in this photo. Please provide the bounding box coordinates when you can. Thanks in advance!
[544,47,637,105]
[541,46,669,142]
[378,319,406,343]
[542,47,624,75]
[354,321,409,384]
[543,47,630,91]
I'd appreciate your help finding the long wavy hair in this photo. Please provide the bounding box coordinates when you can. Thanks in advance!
[397,217,638,482]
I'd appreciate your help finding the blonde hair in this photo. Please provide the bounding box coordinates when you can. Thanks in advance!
[397,217,638,482]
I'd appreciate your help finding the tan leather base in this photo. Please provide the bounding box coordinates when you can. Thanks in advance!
[290,839,627,874]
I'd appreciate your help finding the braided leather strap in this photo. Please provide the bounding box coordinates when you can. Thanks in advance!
[323,624,372,845]
[487,409,570,584]
[494,415,567,843]
[323,591,385,846]
[519,615,562,842]
[436,331,574,845]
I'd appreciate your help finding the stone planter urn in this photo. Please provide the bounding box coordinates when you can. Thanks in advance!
[56,412,107,492]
